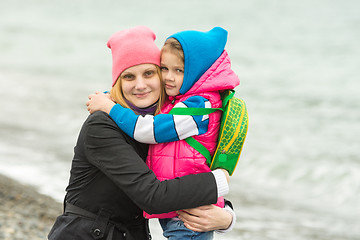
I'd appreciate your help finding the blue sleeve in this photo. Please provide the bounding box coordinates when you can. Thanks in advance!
[108,96,210,144]
[109,104,139,138]
[153,114,179,142]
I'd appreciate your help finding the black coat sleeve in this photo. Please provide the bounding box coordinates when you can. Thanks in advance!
[83,112,218,214]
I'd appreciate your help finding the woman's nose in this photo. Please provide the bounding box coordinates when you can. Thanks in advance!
[134,77,146,89]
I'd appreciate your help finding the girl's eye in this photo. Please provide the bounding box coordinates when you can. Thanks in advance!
[160,67,168,72]
[176,69,184,73]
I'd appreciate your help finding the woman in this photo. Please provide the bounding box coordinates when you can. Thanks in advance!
[48,26,233,240]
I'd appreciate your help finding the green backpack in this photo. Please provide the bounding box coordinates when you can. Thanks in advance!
[169,90,248,175]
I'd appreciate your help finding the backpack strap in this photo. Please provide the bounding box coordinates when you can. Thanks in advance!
[168,91,234,166]
[221,89,235,107]
[169,106,222,165]
[168,107,222,115]
[185,137,212,166]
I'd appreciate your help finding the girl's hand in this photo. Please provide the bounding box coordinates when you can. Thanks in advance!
[86,91,115,114]
[176,205,232,232]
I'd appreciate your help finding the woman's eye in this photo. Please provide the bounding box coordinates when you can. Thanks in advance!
[144,71,155,77]
[123,74,134,80]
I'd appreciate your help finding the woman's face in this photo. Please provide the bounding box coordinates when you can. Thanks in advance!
[120,64,161,108]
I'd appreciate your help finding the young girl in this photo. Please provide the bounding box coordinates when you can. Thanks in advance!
[87,27,240,239]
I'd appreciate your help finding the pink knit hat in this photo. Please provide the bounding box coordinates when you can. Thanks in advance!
[107,26,161,86]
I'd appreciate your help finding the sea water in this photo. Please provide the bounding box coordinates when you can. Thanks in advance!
[0,0,359,239]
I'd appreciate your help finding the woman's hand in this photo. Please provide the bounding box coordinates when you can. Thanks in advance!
[176,205,232,232]
[86,91,115,114]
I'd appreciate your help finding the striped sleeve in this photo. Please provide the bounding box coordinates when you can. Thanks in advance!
[109,96,211,144]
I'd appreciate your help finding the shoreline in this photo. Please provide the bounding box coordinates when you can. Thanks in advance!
[0,174,62,240]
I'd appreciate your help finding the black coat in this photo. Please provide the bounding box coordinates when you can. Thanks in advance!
[48,111,218,240]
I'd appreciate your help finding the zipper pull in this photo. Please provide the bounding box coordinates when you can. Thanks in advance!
[171,98,175,104]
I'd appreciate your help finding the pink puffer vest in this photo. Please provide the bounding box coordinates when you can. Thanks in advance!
[144,91,224,219]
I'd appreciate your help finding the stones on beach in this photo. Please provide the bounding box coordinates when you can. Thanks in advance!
[0,174,62,240]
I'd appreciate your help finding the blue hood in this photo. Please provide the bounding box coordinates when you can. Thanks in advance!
[168,27,228,94]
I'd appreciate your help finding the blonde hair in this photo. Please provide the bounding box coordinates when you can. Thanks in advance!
[110,65,166,115]
[161,38,184,63]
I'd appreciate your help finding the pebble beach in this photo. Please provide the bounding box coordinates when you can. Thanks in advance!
[0,174,62,240]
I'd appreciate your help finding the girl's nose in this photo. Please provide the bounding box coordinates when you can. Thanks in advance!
[163,71,174,81]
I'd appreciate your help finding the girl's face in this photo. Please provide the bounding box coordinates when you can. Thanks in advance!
[160,50,184,96]
[120,64,161,108]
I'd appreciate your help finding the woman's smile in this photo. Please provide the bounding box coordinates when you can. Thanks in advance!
[133,91,151,98]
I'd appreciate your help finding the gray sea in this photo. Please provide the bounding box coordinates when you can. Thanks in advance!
[0,0,359,239]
